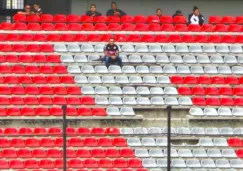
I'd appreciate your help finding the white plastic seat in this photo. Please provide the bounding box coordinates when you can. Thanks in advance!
[213,138,228,147]
[157,76,170,84]
[193,149,207,157]
[232,108,243,116]
[109,87,122,95]
[177,127,191,134]
[234,128,243,135]
[230,159,243,168]
[116,76,129,84]
[163,65,177,74]
[94,44,105,52]
[61,54,74,62]
[162,44,176,52]
[156,138,167,146]
[186,159,201,168]
[142,159,157,168]
[74,76,88,84]
[149,66,163,74]
[136,66,150,73]
[109,97,123,105]
[189,108,204,116]
[150,87,164,95]
[156,159,167,168]
[191,127,205,135]
[120,107,135,116]
[205,127,219,135]
[135,149,149,157]
[67,65,81,73]
[134,127,148,134]
[67,44,81,52]
[135,44,149,52]
[171,159,186,168]
[204,108,218,116]
[222,149,237,158]
[81,65,95,74]
[164,87,178,95]
[95,96,109,105]
[177,66,191,74]
[218,66,232,74]
[123,86,136,95]
[106,107,121,116]
[142,55,156,63]
[183,55,197,64]
[216,159,230,168]
[216,45,229,53]
[123,97,137,105]
[108,65,122,73]
[127,138,142,146]
[191,66,204,74]
[203,44,216,53]
[81,86,95,94]
[204,66,218,74]
[156,55,170,63]
[178,149,193,157]
[128,55,142,63]
[164,149,178,157]
[197,54,210,63]
[151,96,165,105]
[165,97,178,105]
[218,108,232,116]
[136,87,150,95]
[137,97,151,105]
[238,56,243,63]
[198,138,214,146]
[176,44,189,53]
[142,138,156,146]
[207,149,222,157]
[129,76,143,84]
[120,127,133,134]
[189,45,203,52]
[149,45,162,52]
[74,54,88,62]
[87,55,100,61]
[95,86,109,95]
[54,44,67,52]
[170,54,183,63]
[102,76,115,84]
[220,127,234,135]
[163,127,177,134]
[224,55,238,64]
[149,149,164,157]
[95,66,108,73]
[201,159,216,168]
[230,44,243,53]
[81,44,94,52]
[143,76,157,84]
[148,127,162,134]
[122,44,135,52]
[122,66,136,73]
[232,66,243,74]
[120,54,128,63]
[180,169,193,171]
[210,55,224,64]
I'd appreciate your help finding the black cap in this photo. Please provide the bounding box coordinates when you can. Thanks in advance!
[176,10,182,14]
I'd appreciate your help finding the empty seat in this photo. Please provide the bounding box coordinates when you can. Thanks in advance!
[54,44,67,52]
[201,159,216,168]
[127,138,142,146]
[178,149,193,157]
[189,45,203,52]
[216,45,230,53]
[162,44,176,52]
[67,44,81,52]
[81,44,94,52]
[135,44,149,52]
[142,159,157,168]
[193,149,208,157]
[186,159,201,168]
[199,138,214,146]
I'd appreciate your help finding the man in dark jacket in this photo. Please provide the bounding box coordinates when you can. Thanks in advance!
[106,2,126,17]
[86,4,102,16]
[188,6,204,26]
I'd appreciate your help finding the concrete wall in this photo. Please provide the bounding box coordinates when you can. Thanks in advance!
[71,0,243,22]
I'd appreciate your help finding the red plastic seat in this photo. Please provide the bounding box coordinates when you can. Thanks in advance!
[47,34,60,42]
[39,138,55,147]
[26,15,40,22]
[95,23,108,31]
[214,24,228,32]
[135,23,148,31]
[234,98,243,106]
[34,127,47,135]
[128,159,142,168]
[182,35,195,43]
[192,87,205,95]
[208,35,222,43]
[11,138,25,147]
[6,108,21,116]
[77,127,91,135]
[41,23,55,31]
[236,35,243,43]
[147,15,160,23]
[209,16,221,24]
[0,65,11,74]
[212,76,225,84]
[81,96,95,105]
[222,35,235,43]
[188,24,201,32]
[32,76,46,84]
[115,34,128,42]
[84,158,98,168]
[99,159,113,168]
[0,86,11,94]
[9,159,24,169]
[106,149,120,158]
[94,16,107,23]
[141,35,155,42]
[19,34,33,41]
[195,35,209,43]
[127,34,141,42]
[17,149,32,158]
[19,76,32,84]
[0,44,12,52]
[19,127,32,135]
[12,44,26,52]
[201,24,214,32]
[225,76,239,85]
[55,23,68,31]
[13,23,27,30]
[24,159,39,169]
[25,138,39,147]
[206,98,221,106]
[67,149,77,158]
[236,149,243,158]
[47,149,62,158]
[69,137,84,147]
[228,24,241,32]
[1,22,13,30]
[53,14,67,22]
[107,16,121,23]
[39,159,54,169]
[91,128,105,135]
[81,15,94,22]
[66,107,78,116]
[11,86,25,95]
[148,23,161,31]
[84,137,98,146]
[160,16,173,23]
[68,23,82,31]
[5,34,19,41]
[170,76,184,84]
[0,138,10,147]
[0,159,9,169]
[113,137,127,146]
[82,23,95,31]
[4,76,19,84]
[236,16,243,24]
[161,24,174,31]
[49,107,62,116]
[48,127,62,134]
[101,34,114,42]
[98,137,113,147]
[174,16,187,23]
[47,55,61,63]
[27,23,41,31]
[120,148,134,157]
[121,15,134,23]
[33,34,47,41]
[205,87,219,95]
[76,149,91,158]
[222,16,235,24]
[2,149,17,158]
[68,159,84,168]
[175,24,188,31]
[40,14,53,22]
[228,138,242,147]
[221,98,234,106]
[38,97,53,105]
[219,87,233,95]
[91,149,106,158]
[10,97,24,105]
[92,108,107,116]
[192,97,206,106]
[26,44,39,52]
[113,159,127,168]
[40,44,54,52]
[61,76,74,84]
[178,87,192,95]
[87,34,101,42]
[108,23,122,31]
[233,87,243,96]
[24,97,39,105]
[13,14,26,22]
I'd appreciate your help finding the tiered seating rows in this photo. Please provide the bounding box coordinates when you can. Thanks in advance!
[0,54,60,63]
[190,108,243,116]
[0,44,53,52]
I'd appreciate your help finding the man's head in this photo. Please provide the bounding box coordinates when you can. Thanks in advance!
[25,5,31,12]
[175,10,182,16]
[156,8,162,16]
[109,38,115,45]
[111,2,117,10]
[90,4,96,12]
[193,6,199,16]
[33,4,40,11]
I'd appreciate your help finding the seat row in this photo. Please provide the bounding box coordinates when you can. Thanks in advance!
[54,44,243,53]
[135,148,238,158]
[190,108,243,117]
[0,96,95,105]
[192,97,243,106]
[68,65,243,75]
[0,44,53,52]
[0,137,128,147]
[62,54,243,64]
[0,107,110,117]
[0,158,143,169]
[0,54,60,63]
[0,65,67,74]
[142,158,243,168]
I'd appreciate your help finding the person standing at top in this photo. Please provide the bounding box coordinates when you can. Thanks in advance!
[33,3,43,15]
[156,8,162,18]
[188,6,204,26]
[106,2,126,17]
[86,4,102,16]
[17,4,33,15]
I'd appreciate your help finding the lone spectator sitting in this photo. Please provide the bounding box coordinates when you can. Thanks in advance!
[86,4,102,17]
[188,6,204,26]
[172,10,183,19]
[17,5,33,15]
[156,8,163,18]
[33,3,43,15]
[106,2,126,17]
[104,38,123,68]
